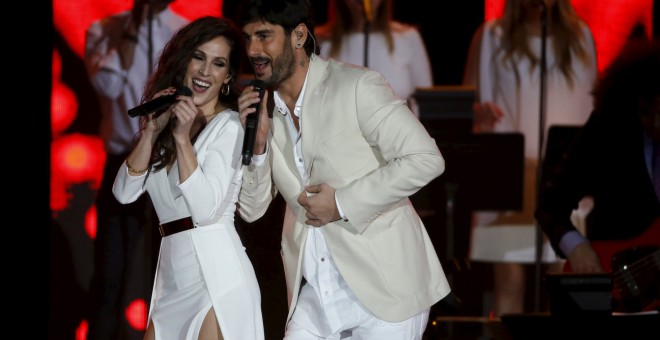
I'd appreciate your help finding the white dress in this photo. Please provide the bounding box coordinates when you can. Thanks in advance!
[470,20,597,263]
[318,22,433,117]
[113,110,264,340]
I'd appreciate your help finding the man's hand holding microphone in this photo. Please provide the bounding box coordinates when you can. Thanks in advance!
[239,79,268,165]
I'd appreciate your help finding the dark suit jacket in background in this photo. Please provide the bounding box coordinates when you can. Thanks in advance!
[536,109,660,258]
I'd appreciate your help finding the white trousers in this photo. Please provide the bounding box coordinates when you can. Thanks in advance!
[284,308,430,340]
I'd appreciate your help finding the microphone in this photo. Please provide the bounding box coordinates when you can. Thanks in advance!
[127,86,192,117]
[241,79,265,166]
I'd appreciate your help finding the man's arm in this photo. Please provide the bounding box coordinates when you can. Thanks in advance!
[335,70,445,230]
[238,149,276,223]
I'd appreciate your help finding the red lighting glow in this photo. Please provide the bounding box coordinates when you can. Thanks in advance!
[50,134,106,211]
[51,49,77,137]
[52,134,106,185]
[85,205,97,240]
[75,319,88,340]
[51,81,78,137]
[125,299,148,331]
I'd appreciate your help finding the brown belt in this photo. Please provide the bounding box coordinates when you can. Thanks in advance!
[159,217,195,237]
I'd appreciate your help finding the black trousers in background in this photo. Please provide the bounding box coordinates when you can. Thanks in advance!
[86,153,159,340]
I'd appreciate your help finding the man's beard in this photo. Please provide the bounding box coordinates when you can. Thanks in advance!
[267,41,297,87]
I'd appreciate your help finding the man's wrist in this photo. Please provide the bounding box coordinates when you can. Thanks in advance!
[559,231,588,257]
[335,191,348,222]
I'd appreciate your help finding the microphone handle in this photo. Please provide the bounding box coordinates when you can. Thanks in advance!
[242,80,265,165]
[127,94,175,117]
[127,86,192,117]
[242,116,258,165]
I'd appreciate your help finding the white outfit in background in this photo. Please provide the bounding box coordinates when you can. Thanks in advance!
[470,20,597,263]
[113,110,264,340]
[319,22,433,117]
[85,8,188,155]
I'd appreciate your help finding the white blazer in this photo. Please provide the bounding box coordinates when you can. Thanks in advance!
[239,56,451,323]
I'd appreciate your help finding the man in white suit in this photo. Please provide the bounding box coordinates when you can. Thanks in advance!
[235,0,451,338]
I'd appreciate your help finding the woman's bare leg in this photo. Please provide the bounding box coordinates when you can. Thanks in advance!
[198,307,224,340]
[143,320,155,340]
[493,262,525,316]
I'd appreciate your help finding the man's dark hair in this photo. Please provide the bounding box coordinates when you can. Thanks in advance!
[235,0,320,56]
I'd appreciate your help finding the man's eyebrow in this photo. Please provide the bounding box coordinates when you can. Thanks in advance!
[254,28,274,35]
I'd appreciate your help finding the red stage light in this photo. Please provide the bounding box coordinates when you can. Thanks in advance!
[125,299,148,331]
[50,134,106,211]
[51,81,78,137]
[51,49,78,137]
[85,205,97,240]
[75,319,88,340]
[51,134,105,185]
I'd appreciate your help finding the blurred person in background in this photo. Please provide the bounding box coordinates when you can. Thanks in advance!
[462,0,597,316]
[536,38,660,313]
[83,0,188,338]
[315,0,432,117]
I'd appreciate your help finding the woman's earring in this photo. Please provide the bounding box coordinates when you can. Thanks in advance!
[221,83,230,96]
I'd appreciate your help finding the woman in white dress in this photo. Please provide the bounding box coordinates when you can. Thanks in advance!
[315,0,433,117]
[462,0,597,316]
[113,16,264,340]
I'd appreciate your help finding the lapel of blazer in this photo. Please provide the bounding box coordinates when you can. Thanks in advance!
[301,55,329,180]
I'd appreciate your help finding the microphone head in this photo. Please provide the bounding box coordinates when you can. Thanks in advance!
[249,79,264,89]
[177,86,192,96]
[242,152,252,166]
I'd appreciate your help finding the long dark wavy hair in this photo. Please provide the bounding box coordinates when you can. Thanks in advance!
[140,16,243,173]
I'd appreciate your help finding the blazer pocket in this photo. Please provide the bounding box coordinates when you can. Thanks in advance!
[367,209,430,296]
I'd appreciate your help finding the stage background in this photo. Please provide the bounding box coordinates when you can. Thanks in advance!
[45,1,656,339]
